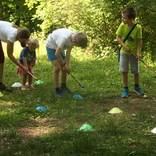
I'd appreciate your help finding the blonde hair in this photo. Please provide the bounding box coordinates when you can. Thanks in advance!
[28,38,39,48]
[74,32,87,48]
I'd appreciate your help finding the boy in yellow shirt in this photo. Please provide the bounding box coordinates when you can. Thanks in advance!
[116,7,144,97]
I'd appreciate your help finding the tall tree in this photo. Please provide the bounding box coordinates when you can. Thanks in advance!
[0,0,3,20]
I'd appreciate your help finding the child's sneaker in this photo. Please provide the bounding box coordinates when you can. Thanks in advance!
[28,85,36,90]
[21,85,30,90]
[134,86,144,95]
[121,88,128,98]
[0,83,12,92]
[56,90,64,98]
[60,86,74,93]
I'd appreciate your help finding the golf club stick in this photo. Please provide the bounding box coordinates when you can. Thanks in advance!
[28,72,38,81]
[69,73,84,88]
[130,51,156,75]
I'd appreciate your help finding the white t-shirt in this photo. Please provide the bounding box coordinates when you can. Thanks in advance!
[46,28,74,50]
[0,21,18,43]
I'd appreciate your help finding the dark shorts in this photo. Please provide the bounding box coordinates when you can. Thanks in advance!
[0,41,4,63]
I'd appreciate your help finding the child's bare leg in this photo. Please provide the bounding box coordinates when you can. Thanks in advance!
[22,74,27,85]
[61,70,67,84]
[21,74,28,90]
[122,72,128,87]
[28,74,32,86]
[61,66,73,93]
[121,72,128,97]
[52,60,61,88]
[133,73,144,94]
[28,74,36,89]
[134,73,139,85]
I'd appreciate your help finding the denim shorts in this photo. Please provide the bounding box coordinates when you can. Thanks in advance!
[46,46,66,61]
[119,52,139,74]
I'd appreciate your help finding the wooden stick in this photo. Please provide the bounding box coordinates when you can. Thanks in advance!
[28,72,38,81]
[130,51,156,75]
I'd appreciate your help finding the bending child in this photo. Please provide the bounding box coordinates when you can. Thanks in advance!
[46,28,87,98]
[116,7,144,97]
[0,21,30,92]
[17,38,39,90]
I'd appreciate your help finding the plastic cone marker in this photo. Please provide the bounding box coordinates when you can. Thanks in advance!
[78,124,95,132]
[108,107,123,114]
[12,82,22,87]
[36,106,47,112]
[35,80,44,85]
[151,127,156,134]
[73,94,83,99]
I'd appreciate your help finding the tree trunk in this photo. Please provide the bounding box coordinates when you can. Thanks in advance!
[0,0,3,20]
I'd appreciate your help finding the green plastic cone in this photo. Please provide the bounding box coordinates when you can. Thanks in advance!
[78,124,95,132]
[34,80,44,85]
[108,107,123,114]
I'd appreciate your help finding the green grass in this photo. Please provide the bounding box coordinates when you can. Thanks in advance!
[1,42,156,156]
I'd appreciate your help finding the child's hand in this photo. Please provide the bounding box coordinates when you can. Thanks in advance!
[136,53,141,60]
[63,65,70,74]
[22,66,29,73]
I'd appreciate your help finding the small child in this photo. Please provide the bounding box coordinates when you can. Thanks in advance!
[17,38,39,90]
[116,7,144,97]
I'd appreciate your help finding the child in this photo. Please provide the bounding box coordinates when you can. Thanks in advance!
[116,7,144,98]
[0,21,30,92]
[17,38,39,90]
[46,28,87,98]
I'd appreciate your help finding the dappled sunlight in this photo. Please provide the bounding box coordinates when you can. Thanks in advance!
[0,100,16,108]
[16,117,67,140]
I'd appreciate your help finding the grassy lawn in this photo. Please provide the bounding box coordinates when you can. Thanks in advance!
[0,42,156,156]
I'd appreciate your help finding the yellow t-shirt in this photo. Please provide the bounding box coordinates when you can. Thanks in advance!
[116,23,142,54]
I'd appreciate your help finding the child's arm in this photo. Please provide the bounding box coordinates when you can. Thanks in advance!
[116,35,131,52]
[55,47,65,65]
[7,41,29,72]
[30,57,36,67]
[22,57,28,69]
[136,39,142,59]
[66,47,72,67]
[65,47,72,73]
[55,47,72,73]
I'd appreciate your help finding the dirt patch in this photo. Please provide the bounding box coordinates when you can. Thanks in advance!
[16,117,67,140]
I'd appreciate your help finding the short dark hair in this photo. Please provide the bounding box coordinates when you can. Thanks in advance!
[122,7,137,19]
[74,32,87,48]
[18,28,30,39]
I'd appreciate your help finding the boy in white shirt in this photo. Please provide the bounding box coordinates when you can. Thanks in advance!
[46,28,87,98]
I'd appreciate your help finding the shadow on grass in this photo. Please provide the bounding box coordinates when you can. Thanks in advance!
[1,54,156,155]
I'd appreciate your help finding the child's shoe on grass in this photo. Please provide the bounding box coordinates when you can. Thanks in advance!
[0,83,12,92]
[133,86,144,95]
[56,90,64,98]
[21,85,30,90]
[28,85,36,90]
[121,88,128,98]
[60,86,74,93]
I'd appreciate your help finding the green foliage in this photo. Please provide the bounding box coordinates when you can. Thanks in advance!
[33,0,156,61]
[1,0,42,33]
[2,0,156,60]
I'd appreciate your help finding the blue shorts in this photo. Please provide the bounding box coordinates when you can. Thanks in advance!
[46,46,66,61]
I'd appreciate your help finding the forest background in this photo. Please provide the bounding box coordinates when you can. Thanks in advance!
[0,0,156,60]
